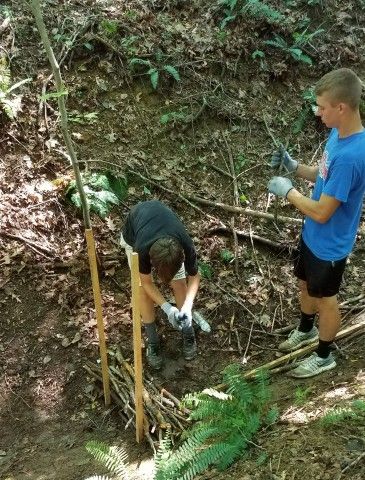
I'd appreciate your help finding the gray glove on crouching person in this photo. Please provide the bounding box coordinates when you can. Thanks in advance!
[161,302,181,330]
[270,146,298,173]
[268,176,294,198]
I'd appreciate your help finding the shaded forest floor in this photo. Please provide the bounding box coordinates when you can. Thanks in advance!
[1,1,365,479]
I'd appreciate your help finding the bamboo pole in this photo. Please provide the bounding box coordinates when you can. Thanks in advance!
[30,0,110,405]
[241,320,365,379]
[131,252,144,442]
[85,229,110,405]
[213,320,365,390]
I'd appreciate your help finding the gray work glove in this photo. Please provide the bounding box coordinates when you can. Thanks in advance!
[178,305,193,330]
[268,176,294,198]
[270,146,298,173]
[161,302,181,330]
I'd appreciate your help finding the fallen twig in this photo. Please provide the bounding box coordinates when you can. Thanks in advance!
[85,347,189,448]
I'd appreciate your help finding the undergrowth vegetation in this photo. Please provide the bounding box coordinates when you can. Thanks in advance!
[66,172,127,218]
[85,366,278,479]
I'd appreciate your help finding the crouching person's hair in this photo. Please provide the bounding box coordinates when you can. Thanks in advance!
[149,237,184,284]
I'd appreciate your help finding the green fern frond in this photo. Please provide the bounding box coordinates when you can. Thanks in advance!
[155,364,275,480]
[182,442,227,479]
[148,68,159,89]
[85,441,130,480]
[154,429,173,471]
[265,405,279,425]
[163,65,180,82]
[215,436,247,470]
[129,57,151,67]
[242,0,284,24]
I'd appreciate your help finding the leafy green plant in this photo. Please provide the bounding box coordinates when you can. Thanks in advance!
[220,249,234,263]
[0,59,31,119]
[320,400,365,427]
[219,0,285,29]
[235,153,248,174]
[265,28,323,65]
[120,35,140,57]
[129,52,180,90]
[99,19,119,36]
[68,110,99,124]
[198,261,213,280]
[294,386,313,405]
[252,49,266,69]
[160,107,189,126]
[66,172,127,218]
[84,440,130,480]
[155,365,278,479]
[292,27,324,49]
[264,34,313,65]
[292,87,317,133]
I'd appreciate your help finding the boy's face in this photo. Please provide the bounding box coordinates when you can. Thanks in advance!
[315,92,342,128]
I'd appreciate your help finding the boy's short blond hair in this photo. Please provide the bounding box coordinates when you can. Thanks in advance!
[315,68,363,110]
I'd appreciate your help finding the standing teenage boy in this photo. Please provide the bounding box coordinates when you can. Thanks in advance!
[120,200,200,369]
[268,68,365,378]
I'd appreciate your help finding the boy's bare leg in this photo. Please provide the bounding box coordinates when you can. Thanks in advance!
[139,286,155,324]
[317,295,341,341]
[299,280,318,314]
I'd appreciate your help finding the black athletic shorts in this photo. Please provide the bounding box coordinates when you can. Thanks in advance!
[293,237,347,298]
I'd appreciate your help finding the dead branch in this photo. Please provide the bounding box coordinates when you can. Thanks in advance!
[242,319,365,379]
[188,196,302,225]
[208,225,293,252]
[0,231,55,256]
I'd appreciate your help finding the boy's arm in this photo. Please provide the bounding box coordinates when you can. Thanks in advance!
[295,164,319,183]
[183,273,201,310]
[139,273,166,306]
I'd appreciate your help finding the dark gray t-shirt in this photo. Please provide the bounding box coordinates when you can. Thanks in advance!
[122,200,198,276]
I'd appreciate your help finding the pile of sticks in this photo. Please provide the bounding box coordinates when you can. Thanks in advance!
[84,347,189,451]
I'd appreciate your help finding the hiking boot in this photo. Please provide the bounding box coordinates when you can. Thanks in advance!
[278,326,319,353]
[146,343,163,370]
[289,352,336,378]
[183,333,197,360]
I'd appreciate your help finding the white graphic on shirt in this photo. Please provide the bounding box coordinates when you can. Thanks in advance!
[319,149,330,180]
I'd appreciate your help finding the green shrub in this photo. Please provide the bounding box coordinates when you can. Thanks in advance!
[66,172,127,218]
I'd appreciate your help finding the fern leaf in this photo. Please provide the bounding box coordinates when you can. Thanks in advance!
[148,68,159,90]
[182,443,227,480]
[242,0,284,24]
[163,65,180,82]
[86,441,130,480]
[129,58,151,67]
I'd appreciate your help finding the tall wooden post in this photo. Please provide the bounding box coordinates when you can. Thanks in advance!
[131,252,144,442]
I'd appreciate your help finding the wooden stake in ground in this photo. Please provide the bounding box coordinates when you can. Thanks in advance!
[85,230,110,405]
[30,0,110,405]
[131,252,144,442]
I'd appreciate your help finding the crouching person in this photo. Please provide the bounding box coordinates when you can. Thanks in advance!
[120,200,200,369]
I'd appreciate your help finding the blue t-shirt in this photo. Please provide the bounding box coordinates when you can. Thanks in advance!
[302,128,365,261]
